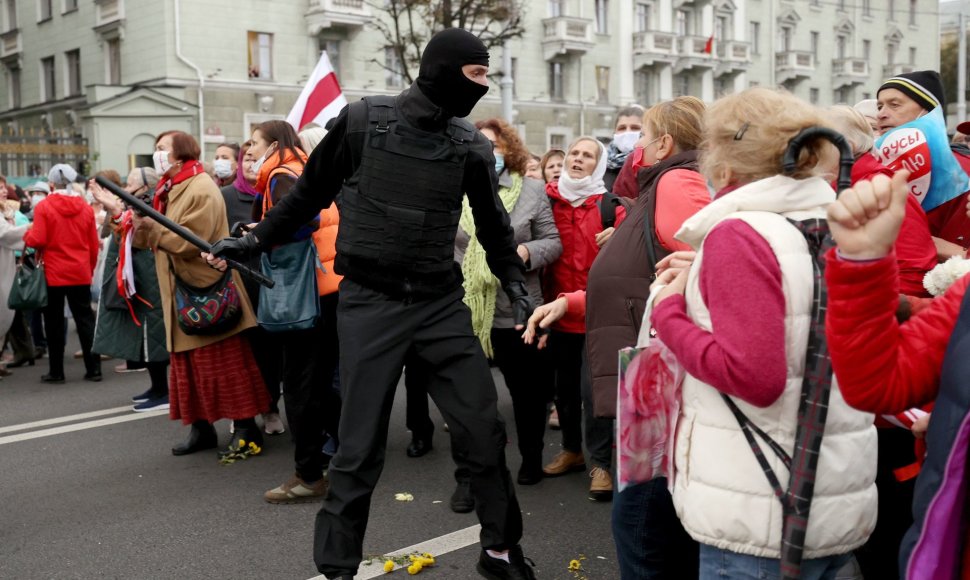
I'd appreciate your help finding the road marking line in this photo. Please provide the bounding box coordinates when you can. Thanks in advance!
[0,410,168,445]
[0,406,134,434]
[308,524,482,580]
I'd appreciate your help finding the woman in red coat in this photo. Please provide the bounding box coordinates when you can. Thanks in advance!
[541,136,625,500]
[826,170,970,579]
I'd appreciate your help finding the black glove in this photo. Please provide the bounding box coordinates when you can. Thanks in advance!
[209,232,261,262]
[503,280,535,329]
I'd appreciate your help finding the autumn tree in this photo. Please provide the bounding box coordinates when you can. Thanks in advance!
[368,0,528,85]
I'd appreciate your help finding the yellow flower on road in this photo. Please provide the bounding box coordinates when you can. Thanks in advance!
[568,559,581,571]
[407,562,423,575]
[383,560,395,573]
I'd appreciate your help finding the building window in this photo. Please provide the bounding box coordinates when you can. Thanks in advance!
[510,57,518,98]
[863,39,871,60]
[862,0,871,16]
[7,65,21,109]
[809,88,819,104]
[835,35,847,60]
[4,0,17,31]
[909,0,916,25]
[888,43,897,65]
[549,133,566,149]
[780,27,793,53]
[63,0,77,13]
[750,21,760,54]
[65,48,80,96]
[676,10,689,36]
[548,0,563,17]
[715,16,726,41]
[635,69,653,104]
[810,32,819,63]
[549,61,564,101]
[38,0,52,22]
[595,66,610,103]
[837,0,845,11]
[835,87,850,103]
[384,47,404,89]
[635,2,651,32]
[247,31,273,80]
[889,0,895,21]
[909,46,916,64]
[41,56,55,101]
[674,75,689,97]
[106,38,121,84]
[321,39,341,78]
[595,0,608,34]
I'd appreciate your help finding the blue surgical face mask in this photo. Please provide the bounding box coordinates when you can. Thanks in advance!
[494,153,505,175]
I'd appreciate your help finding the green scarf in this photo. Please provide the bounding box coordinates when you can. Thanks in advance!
[459,173,523,358]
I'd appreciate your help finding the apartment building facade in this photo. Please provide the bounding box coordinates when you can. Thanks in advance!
[0,0,939,174]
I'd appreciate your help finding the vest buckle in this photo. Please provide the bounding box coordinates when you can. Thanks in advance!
[376,109,390,134]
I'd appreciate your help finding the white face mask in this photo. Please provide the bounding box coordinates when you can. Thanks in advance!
[213,158,234,179]
[153,150,172,175]
[31,194,45,207]
[612,131,641,154]
[251,144,276,175]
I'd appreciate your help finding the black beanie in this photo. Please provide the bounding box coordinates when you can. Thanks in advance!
[416,28,490,118]
[877,70,945,112]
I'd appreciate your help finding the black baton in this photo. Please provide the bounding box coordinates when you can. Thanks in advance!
[94,176,275,289]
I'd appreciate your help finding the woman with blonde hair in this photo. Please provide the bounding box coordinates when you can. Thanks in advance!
[651,88,878,578]
[526,96,709,577]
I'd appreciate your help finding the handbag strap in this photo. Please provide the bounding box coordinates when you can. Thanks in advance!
[721,393,793,506]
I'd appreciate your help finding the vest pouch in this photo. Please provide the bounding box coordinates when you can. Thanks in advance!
[257,238,321,333]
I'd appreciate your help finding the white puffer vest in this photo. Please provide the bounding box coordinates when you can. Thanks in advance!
[670,175,878,559]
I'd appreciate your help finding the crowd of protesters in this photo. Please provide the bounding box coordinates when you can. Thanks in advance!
[3,59,970,579]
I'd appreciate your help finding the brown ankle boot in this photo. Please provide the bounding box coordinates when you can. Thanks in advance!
[542,450,586,476]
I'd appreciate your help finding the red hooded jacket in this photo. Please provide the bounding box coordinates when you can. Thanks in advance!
[23,193,99,287]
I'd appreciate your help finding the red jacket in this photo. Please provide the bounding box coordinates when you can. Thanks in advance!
[23,193,99,287]
[826,251,970,578]
[543,181,626,333]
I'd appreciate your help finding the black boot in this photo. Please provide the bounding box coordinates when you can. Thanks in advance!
[172,421,217,456]
[406,435,433,458]
[450,479,475,514]
[220,418,264,458]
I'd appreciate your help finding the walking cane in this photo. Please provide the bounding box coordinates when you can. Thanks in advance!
[783,126,855,193]
[94,176,275,289]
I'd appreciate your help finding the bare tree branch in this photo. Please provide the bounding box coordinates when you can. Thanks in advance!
[365,0,527,87]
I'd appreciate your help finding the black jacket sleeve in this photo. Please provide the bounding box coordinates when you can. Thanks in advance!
[251,105,356,247]
[463,133,526,286]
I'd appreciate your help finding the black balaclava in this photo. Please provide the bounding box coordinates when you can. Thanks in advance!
[416,28,489,118]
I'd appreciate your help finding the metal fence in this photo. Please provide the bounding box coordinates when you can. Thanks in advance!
[0,128,89,182]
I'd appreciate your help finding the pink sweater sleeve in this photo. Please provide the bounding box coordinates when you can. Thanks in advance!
[651,219,787,407]
[560,290,587,319]
[654,170,711,252]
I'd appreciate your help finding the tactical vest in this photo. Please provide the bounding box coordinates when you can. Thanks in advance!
[336,95,476,275]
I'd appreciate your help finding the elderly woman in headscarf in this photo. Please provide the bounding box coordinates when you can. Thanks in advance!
[540,136,626,501]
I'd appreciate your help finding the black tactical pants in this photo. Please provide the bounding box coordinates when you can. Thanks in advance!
[313,279,522,578]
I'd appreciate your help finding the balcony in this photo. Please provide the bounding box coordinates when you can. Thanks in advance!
[0,29,21,61]
[715,40,752,77]
[883,63,915,78]
[632,31,677,68]
[832,57,869,87]
[305,0,371,34]
[541,16,594,61]
[775,50,815,83]
[674,36,715,73]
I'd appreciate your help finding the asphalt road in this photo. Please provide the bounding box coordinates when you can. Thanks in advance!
[0,329,621,580]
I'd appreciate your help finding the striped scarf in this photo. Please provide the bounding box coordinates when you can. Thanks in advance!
[459,173,523,358]
[721,218,834,579]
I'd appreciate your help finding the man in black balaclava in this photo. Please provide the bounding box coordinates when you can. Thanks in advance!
[209,28,537,580]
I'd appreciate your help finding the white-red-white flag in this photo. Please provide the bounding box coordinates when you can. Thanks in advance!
[286,52,348,132]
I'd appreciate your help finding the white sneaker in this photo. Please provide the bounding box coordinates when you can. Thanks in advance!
[263,413,285,435]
